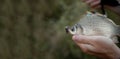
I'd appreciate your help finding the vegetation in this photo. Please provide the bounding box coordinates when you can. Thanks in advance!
[0,0,119,59]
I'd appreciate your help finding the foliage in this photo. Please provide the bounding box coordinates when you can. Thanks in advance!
[0,0,120,59]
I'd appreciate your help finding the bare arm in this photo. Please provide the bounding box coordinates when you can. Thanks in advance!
[106,5,120,16]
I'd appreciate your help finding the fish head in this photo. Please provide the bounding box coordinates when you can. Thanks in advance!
[65,24,83,35]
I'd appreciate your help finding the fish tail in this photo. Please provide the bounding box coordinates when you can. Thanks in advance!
[116,25,120,43]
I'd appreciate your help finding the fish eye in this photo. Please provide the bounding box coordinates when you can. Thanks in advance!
[71,27,75,31]
[69,26,77,35]
[71,26,76,32]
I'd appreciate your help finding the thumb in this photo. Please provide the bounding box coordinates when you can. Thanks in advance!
[72,35,92,44]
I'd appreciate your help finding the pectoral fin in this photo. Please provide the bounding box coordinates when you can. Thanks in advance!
[112,36,119,43]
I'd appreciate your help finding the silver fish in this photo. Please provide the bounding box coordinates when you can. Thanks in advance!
[65,11,120,43]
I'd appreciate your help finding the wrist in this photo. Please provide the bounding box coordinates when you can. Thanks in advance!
[107,47,120,59]
[114,45,120,59]
[100,45,120,59]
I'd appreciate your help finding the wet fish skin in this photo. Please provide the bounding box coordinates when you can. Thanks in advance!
[66,11,120,43]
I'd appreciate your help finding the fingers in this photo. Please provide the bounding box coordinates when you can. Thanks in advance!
[72,35,119,58]
[79,44,90,53]
[72,35,96,53]
[72,35,94,44]
[85,0,94,4]
[72,35,112,46]
[76,43,99,56]
[73,35,106,57]
[78,44,95,53]
[82,0,101,8]
[90,0,101,8]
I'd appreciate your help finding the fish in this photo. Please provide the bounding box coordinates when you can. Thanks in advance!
[65,11,120,43]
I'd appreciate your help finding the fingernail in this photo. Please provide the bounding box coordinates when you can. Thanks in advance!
[72,35,79,40]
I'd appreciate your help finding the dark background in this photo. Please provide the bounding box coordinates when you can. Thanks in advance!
[0,0,120,59]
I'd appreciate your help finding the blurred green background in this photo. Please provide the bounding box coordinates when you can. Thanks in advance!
[0,0,120,59]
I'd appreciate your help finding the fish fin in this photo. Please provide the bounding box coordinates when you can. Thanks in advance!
[112,36,119,43]
[116,25,120,37]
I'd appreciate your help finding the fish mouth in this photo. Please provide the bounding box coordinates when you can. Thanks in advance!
[65,26,69,33]
[65,26,77,34]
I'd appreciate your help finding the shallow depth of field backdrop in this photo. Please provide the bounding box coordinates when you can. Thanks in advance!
[0,0,120,59]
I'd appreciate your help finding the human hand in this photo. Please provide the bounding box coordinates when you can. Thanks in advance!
[82,0,120,8]
[72,35,120,59]
[82,0,101,8]
[82,0,120,16]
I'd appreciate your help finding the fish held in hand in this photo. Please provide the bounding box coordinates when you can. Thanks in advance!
[66,11,120,43]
